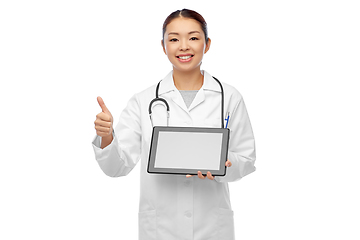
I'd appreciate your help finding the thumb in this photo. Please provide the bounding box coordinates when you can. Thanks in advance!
[97,96,110,113]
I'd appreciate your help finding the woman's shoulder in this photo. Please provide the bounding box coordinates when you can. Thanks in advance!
[204,70,244,101]
[130,81,158,100]
[221,81,242,96]
[222,82,244,106]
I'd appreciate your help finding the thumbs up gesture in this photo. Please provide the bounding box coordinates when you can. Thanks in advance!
[95,97,113,139]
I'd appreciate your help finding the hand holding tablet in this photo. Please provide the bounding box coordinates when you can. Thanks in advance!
[186,160,232,180]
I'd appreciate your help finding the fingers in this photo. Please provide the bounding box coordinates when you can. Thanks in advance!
[185,171,214,180]
[96,112,112,123]
[95,125,111,134]
[206,171,215,180]
[225,160,232,167]
[198,171,206,179]
[95,123,112,135]
[97,96,110,114]
[184,160,233,179]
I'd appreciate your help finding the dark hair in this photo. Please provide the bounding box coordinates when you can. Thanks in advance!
[162,9,209,44]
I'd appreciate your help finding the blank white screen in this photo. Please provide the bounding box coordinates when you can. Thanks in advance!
[154,131,223,170]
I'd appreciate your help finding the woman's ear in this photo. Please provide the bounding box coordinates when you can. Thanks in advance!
[161,40,167,55]
[204,38,211,54]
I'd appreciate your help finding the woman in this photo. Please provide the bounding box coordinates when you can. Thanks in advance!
[92,9,256,240]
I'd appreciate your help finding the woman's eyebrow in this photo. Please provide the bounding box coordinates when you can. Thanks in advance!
[188,31,200,34]
[168,31,201,36]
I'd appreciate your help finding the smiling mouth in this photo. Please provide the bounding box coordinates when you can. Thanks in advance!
[177,55,194,60]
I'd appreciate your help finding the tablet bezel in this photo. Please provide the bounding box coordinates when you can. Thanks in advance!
[147,126,230,176]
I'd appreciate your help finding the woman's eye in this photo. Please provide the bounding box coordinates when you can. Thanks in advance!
[190,37,199,40]
[169,38,178,42]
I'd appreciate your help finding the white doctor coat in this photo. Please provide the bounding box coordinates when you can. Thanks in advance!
[92,70,256,240]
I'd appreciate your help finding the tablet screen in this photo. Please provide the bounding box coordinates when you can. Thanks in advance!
[147,126,230,176]
[155,131,223,170]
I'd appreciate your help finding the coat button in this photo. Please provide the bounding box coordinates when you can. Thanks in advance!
[185,212,192,218]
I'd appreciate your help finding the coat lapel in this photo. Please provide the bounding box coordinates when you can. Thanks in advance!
[188,88,205,111]
[158,70,222,113]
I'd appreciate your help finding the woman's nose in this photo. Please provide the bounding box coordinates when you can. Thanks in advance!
[180,41,189,51]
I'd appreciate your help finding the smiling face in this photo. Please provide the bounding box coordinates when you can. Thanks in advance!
[161,17,211,73]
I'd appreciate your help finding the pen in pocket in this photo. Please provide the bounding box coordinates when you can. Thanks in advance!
[225,112,230,128]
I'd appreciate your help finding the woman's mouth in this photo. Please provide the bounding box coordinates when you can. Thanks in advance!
[176,55,194,62]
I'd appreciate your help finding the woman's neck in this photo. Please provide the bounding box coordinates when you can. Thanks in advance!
[173,68,204,91]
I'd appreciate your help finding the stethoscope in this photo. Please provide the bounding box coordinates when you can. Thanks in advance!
[148,76,225,128]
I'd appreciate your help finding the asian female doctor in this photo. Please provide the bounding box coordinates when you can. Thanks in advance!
[92,9,256,240]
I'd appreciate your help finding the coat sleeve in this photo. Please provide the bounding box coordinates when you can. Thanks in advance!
[92,94,142,177]
[215,92,256,183]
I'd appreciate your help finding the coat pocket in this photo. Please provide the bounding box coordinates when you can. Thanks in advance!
[139,210,157,240]
[217,208,235,240]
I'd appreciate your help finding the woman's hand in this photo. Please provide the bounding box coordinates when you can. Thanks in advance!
[186,160,232,180]
[94,96,114,148]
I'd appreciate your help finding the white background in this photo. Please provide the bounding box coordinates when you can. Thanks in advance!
[1,0,359,239]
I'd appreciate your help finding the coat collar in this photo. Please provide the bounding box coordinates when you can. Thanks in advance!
[158,70,222,96]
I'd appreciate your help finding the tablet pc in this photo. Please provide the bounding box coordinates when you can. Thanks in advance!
[147,126,230,176]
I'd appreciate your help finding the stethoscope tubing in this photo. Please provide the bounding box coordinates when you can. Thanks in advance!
[148,97,170,127]
[148,76,224,128]
[212,76,224,128]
